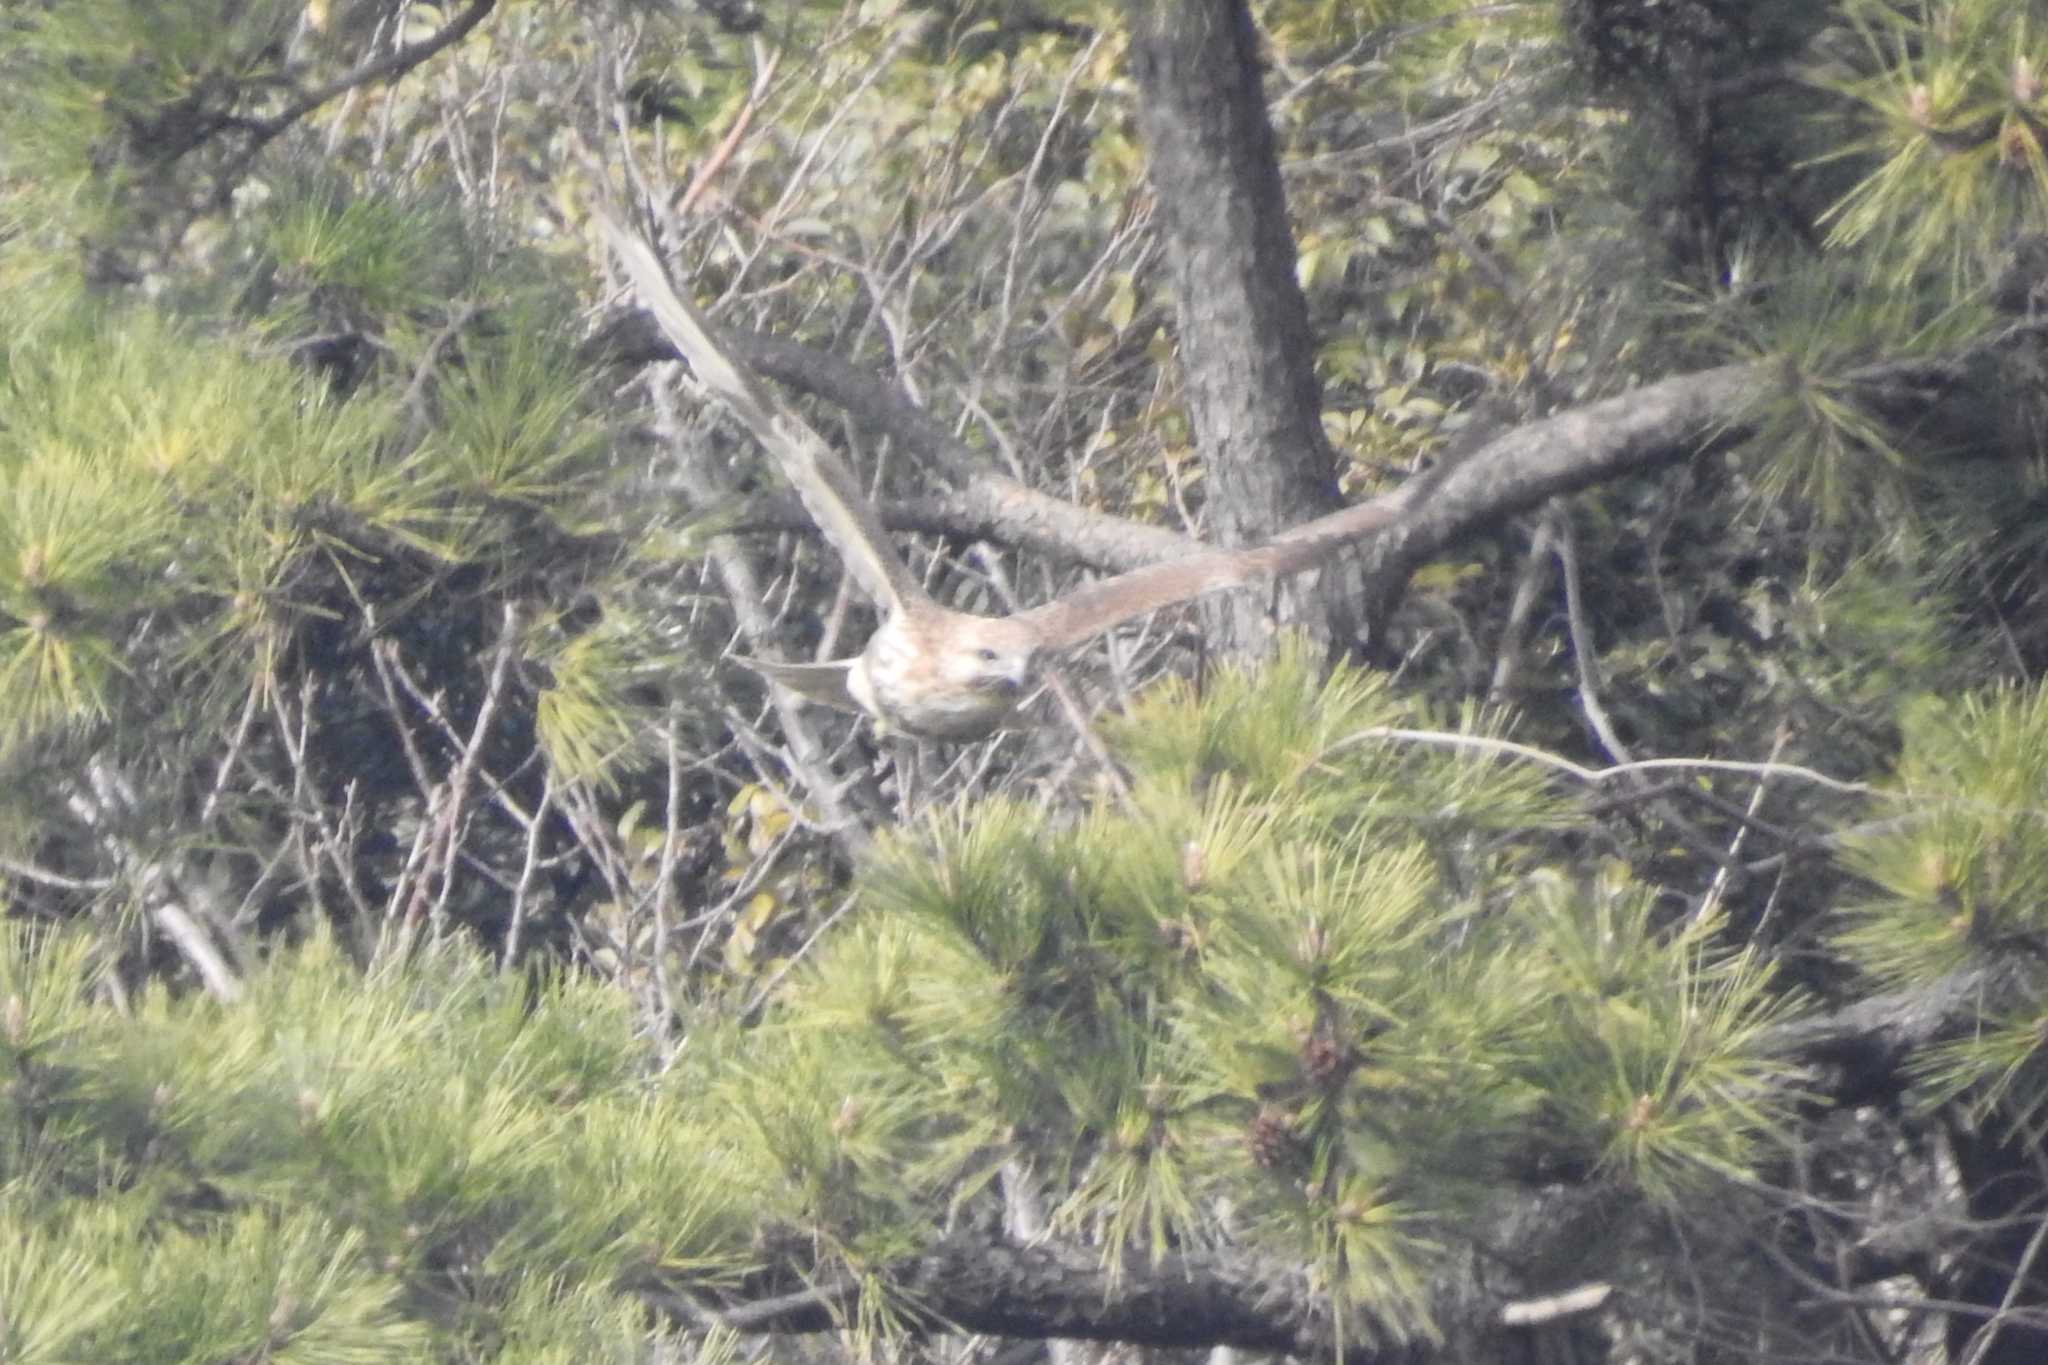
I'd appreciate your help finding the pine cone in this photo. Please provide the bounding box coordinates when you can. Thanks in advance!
[1247,1104,1303,1170]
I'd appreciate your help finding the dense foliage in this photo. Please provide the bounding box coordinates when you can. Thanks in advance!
[1,0,2047,1361]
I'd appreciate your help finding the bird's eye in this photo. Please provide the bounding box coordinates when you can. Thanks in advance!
[976,647,1000,663]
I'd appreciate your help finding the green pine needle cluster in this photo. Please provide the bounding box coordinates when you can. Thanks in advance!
[1518,871,1803,1205]
[0,260,655,790]
[1840,685,2048,1138]
[1817,2,2048,287]
[778,643,1802,1340]
[1841,686,2048,985]
[0,2,359,242]
[265,187,450,321]
[0,927,750,1363]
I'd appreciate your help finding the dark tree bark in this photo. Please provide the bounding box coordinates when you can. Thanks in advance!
[1122,0,1350,651]
[672,1233,1577,1363]
[1944,1117,2048,1365]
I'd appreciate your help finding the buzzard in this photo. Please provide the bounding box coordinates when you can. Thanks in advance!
[601,214,1428,740]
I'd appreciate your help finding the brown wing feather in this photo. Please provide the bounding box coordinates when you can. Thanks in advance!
[1009,493,1412,651]
[599,213,926,615]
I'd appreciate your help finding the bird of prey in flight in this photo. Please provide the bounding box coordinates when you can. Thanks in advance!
[600,213,1428,741]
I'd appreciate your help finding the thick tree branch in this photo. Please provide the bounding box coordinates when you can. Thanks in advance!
[1773,961,2021,1108]
[267,0,499,135]
[1360,361,1770,568]
[884,1238,1332,1354]
[726,327,1203,570]
[718,488,1128,549]
[667,1235,1592,1363]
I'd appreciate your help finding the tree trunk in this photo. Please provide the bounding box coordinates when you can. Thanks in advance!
[1123,0,1350,653]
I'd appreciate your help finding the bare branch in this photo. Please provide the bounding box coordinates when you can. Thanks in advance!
[217,0,500,194]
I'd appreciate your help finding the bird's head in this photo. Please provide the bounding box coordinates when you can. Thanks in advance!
[938,614,1038,701]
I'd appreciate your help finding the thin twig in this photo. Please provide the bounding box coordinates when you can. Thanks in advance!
[1696,726,1789,924]
[501,772,554,973]
[1317,727,1878,797]
[427,601,524,931]
[1553,509,1632,767]
[673,48,780,217]
[1958,1209,2048,1365]
[0,856,114,893]
[1486,509,1557,705]
[740,891,861,1022]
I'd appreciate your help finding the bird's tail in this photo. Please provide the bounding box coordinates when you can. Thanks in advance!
[731,656,865,715]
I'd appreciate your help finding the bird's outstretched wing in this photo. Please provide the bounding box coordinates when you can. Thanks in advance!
[598,212,926,616]
[1009,488,1419,650]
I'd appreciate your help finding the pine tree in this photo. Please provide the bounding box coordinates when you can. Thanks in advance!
[2,0,2048,1360]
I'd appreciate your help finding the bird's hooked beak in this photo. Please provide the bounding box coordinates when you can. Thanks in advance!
[988,654,1031,695]
[971,643,1034,698]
